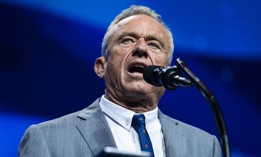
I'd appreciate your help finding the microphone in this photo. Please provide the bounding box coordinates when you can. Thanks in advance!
[143,65,192,90]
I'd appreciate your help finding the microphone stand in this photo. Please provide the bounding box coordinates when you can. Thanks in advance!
[175,58,230,157]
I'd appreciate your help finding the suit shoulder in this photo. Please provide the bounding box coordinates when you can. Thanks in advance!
[38,98,99,125]
[37,110,81,129]
[178,119,212,137]
[160,113,215,138]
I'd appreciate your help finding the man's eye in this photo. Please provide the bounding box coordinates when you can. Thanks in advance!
[122,38,134,44]
[148,42,160,49]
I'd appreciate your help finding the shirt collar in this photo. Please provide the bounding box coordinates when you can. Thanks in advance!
[142,106,159,129]
[100,95,159,130]
[100,95,135,131]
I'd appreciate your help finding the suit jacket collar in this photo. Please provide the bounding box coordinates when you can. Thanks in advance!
[75,98,184,157]
[76,98,117,156]
[159,110,186,157]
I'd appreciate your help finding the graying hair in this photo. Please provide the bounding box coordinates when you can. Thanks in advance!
[101,5,174,64]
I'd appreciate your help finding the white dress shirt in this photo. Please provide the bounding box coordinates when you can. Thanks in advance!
[99,95,165,157]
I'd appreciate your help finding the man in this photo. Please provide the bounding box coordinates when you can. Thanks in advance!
[19,5,222,157]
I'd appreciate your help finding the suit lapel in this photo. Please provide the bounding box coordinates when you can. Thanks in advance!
[159,111,186,157]
[76,98,117,156]
[75,99,188,156]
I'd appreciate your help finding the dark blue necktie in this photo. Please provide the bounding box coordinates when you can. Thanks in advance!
[132,114,154,157]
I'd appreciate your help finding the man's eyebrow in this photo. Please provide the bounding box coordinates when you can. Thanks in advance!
[117,32,139,40]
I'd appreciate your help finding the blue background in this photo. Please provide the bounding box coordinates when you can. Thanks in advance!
[0,0,260,156]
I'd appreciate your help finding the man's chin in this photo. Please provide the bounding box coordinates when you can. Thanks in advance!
[126,81,151,90]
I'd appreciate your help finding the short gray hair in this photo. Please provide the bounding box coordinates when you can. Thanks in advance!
[101,5,174,64]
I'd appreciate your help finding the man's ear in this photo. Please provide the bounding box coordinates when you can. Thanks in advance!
[94,56,107,78]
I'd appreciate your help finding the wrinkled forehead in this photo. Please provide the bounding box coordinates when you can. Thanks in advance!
[108,15,170,44]
[115,15,167,37]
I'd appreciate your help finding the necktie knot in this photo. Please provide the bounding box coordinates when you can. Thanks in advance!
[132,114,146,127]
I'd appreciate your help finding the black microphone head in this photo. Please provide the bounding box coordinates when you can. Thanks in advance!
[143,65,164,87]
[161,66,180,90]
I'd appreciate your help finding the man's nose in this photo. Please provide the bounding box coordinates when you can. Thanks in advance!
[132,38,148,58]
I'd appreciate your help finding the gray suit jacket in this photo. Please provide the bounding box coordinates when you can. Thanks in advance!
[18,98,222,157]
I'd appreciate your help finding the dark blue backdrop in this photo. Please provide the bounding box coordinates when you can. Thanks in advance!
[1,0,261,156]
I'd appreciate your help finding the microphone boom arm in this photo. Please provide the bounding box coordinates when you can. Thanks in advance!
[175,58,230,157]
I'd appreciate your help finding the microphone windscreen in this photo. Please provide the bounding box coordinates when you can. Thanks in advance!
[143,65,163,87]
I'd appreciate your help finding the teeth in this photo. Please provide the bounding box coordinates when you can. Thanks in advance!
[134,64,145,68]
[135,65,144,68]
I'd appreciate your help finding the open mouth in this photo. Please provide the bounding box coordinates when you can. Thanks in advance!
[128,63,146,74]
